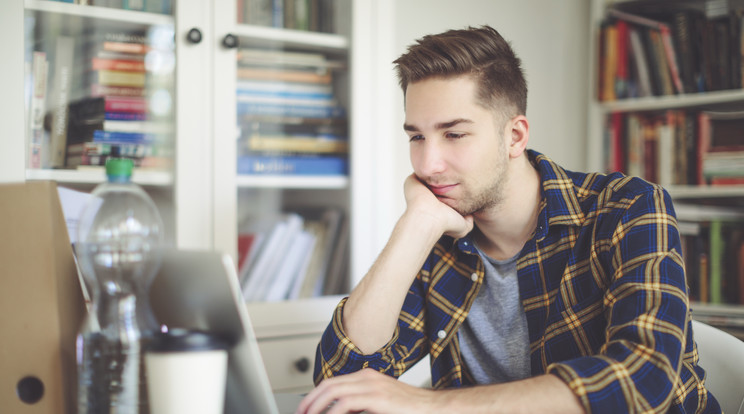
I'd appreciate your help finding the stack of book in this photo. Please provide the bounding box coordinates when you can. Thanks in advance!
[50,29,174,170]
[677,204,744,307]
[237,0,336,32]
[598,6,743,101]
[236,48,348,176]
[238,208,348,302]
[602,109,744,187]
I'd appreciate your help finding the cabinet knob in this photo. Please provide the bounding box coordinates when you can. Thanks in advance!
[294,357,310,373]
[186,28,203,44]
[222,34,240,49]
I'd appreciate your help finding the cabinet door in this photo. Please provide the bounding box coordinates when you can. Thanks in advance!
[214,0,355,303]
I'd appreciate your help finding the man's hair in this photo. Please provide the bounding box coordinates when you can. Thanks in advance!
[393,25,527,119]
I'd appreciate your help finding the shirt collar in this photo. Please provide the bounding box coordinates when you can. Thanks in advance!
[527,149,586,241]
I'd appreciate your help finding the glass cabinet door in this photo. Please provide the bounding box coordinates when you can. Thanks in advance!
[23,0,177,242]
[214,0,354,302]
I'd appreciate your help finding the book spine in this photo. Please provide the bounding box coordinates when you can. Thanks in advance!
[28,52,48,169]
[91,57,146,72]
[105,111,148,121]
[49,36,75,168]
[91,84,146,97]
[93,130,156,144]
[709,220,724,304]
[237,102,345,118]
[237,155,347,175]
[98,70,146,87]
[104,97,147,113]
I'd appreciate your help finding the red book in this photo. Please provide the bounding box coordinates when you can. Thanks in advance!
[92,57,146,72]
[697,112,711,185]
[90,84,146,97]
[610,112,625,173]
[104,97,147,113]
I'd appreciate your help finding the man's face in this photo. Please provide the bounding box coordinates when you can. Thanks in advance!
[404,76,511,216]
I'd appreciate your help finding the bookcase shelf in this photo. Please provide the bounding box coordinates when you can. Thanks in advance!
[599,90,744,113]
[588,0,744,334]
[233,24,349,52]
[26,168,173,186]
[25,0,173,25]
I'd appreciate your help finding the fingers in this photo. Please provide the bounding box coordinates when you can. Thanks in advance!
[296,370,374,414]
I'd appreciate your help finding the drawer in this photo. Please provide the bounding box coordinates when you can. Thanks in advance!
[257,334,321,392]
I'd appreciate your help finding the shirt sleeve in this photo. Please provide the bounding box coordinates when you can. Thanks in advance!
[313,285,430,385]
[546,186,701,413]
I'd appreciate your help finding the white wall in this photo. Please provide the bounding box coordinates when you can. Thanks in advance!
[368,0,592,251]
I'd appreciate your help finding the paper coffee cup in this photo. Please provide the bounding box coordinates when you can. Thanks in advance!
[145,329,229,414]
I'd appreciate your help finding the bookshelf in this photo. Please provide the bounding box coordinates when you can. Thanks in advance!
[588,0,744,339]
[2,0,393,392]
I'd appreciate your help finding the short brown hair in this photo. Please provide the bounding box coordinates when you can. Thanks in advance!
[393,25,527,119]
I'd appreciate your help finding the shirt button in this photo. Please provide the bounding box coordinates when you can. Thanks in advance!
[462,241,468,246]
[470,273,478,282]
[437,330,446,339]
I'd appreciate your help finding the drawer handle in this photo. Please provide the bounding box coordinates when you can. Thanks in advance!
[294,357,310,373]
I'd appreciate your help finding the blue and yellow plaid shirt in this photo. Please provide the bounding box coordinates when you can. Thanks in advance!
[314,150,720,413]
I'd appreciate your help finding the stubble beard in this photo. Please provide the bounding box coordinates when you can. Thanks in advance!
[452,151,510,217]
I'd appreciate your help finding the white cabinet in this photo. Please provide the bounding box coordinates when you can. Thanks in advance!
[2,0,394,391]
[587,0,744,338]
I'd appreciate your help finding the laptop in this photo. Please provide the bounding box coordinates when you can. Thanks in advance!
[149,249,305,414]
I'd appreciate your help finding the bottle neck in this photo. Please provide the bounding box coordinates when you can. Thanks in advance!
[107,174,132,183]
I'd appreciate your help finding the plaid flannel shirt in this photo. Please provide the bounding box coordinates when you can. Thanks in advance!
[314,150,720,413]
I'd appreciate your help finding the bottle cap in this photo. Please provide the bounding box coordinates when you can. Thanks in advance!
[105,158,134,180]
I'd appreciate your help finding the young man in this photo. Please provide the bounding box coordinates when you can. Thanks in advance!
[297,26,720,414]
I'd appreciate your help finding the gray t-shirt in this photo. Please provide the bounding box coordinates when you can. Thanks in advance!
[458,246,531,384]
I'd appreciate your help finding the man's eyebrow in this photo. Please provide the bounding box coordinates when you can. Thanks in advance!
[403,118,474,132]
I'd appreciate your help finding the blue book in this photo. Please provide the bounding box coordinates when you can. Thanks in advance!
[105,112,148,121]
[237,102,346,119]
[237,155,348,175]
[93,130,156,144]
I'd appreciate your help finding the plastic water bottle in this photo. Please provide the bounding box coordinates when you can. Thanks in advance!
[76,157,164,414]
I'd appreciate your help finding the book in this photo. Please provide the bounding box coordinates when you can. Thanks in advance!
[242,213,304,301]
[608,8,684,95]
[628,27,653,97]
[710,220,724,304]
[237,154,348,175]
[103,120,173,134]
[237,101,345,118]
[105,112,148,121]
[90,84,146,97]
[264,229,316,301]
[236,80,334,100]
[91,57,146,72]
[104,96,147,113]
[97,70,146,87]
[93,130,157,144]
[66,96,105,147]
[237,67,332,84]
[101,41,149,55]
[28,52,48,169]
[292,208,343,299]
[48,36,75,168]
[245,134,348,154]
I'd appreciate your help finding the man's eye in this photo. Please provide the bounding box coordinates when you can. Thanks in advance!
[409,135,424,142]
[446,132,465,139]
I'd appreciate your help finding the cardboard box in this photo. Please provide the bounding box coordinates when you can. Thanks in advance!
[0,181,86,414]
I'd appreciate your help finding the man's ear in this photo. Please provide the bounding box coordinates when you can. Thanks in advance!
[508,115,529,158]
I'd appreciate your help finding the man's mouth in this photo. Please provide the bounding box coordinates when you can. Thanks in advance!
[428,184,457,197]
